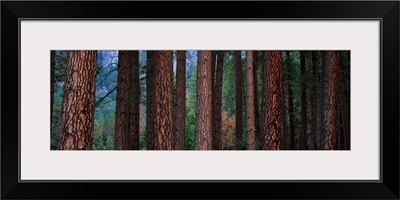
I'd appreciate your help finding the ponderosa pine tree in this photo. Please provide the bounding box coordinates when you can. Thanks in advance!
[58,50,97,150]
[131,51,140,150]
[146,51,155,150]
[195,50,212,150]
[245,51,256,150]
[298,51,307,150]
[154,51,174,150]
[174,50,186,150]
[114,51,140,150]
[253,51,260,142]
[235,51,243,148]
[210,52,217,149]
[323,51,340,150]
[213,51,224,150]
[50,50,56,127]
[309,51,318,150]
[339,53,350,150]
[262,51,283,150]
[286,51,295,150]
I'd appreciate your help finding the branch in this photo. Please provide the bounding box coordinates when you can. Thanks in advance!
[95,86,117,107]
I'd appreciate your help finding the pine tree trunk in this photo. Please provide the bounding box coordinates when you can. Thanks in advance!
[319,51,327,149]
[146,51,155,150]
[213,51,224,150]
[262,51,283,150]
[253,51,260,145]
[131,51,140,150]
[114,51,139,150]
[154,51,174,150]
[286,51,295,150]
[245,51,256,150]
[281,81,287,150]
[195,51,213,150]
[309,51,318,150]
[210,52,217,148]
[235,51,243,148]
[174,50,186,150]
[339,54,350,150]
[323,51,340,150]
[50,50,56,128]
[298,51,307,150]
[58,51,97,150]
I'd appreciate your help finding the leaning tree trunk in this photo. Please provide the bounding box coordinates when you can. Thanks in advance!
[154,51,174,150]
[235,51,243,149]
[58,51,97,150]
[323,51,340,150]
[298,51,307,150]
[50,50,56,128]
[286,51,295,150]
[262,51,283,150]
[195,51,213,150]
[245,51,256,150]
[174,50,186,150]
[309,51,318,150]
[213,51,224,150]
[146,51,155,150]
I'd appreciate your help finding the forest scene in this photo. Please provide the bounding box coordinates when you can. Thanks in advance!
[51,50,350,150]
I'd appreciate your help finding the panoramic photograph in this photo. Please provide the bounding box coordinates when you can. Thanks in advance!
[50,50,350,150]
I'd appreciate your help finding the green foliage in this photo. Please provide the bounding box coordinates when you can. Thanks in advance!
[185,107,196,150]
[105,136,114,150]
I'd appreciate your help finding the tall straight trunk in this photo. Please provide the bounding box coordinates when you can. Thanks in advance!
[174,51,186,150]
[286,51,295,150]
[195,51,213,150]
[339,53,350,150]
[253,51,260,144]
[262,51,283,150]
[213,51,224,150]
[153,51,174,150]
[210,52,217,148]
[319,51,326,149]
[323,51,340,150]
[58,51,97,150]
[114,51,139,150]
[298,51,307,150]
[309,51,318,150]
[131,51,140,150]
[50,50,56,127]
[260,51,266,145]
[235,51,243,148]
[146,51,155,150]
[281,81,287,150]
[245,51,256,150]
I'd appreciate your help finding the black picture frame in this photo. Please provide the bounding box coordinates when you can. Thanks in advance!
[2,1,399,199]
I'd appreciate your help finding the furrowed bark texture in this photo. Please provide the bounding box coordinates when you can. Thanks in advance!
[323,51,340,150]
[245,51,256,150]
[58,50,97,150]
[213,51,224,150]
[262,51,283,150]
[154,51,174,150]
[195,51,213,150]
[174,50,186,150]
